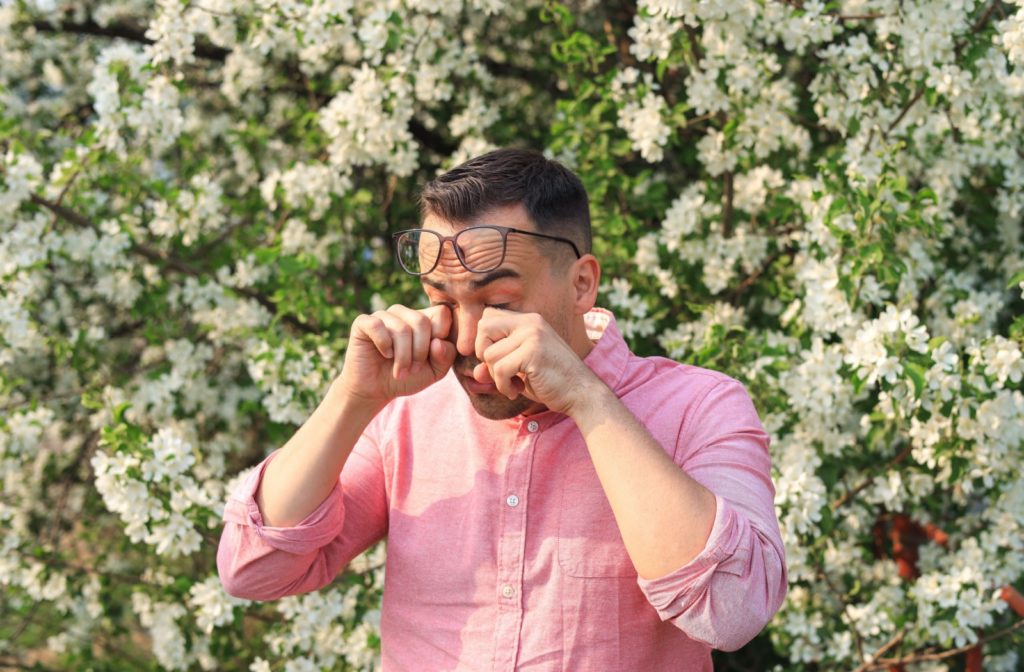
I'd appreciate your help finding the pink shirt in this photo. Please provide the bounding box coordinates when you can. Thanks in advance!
[218,308,787,671]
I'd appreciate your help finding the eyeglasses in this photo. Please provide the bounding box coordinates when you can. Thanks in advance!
[392,225,582,276]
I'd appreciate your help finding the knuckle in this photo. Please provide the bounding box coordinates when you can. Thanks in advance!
[413,313,431,331]
[357,315,382,333]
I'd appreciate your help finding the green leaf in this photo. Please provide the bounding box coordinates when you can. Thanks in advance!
[112,402,133,424]
[818,461,840,489]
[904,361,926,399]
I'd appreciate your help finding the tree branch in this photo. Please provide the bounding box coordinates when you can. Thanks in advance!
[30,17,465,157]
[29,194,319,334]
[882,0,1002,144]
[866,619,1024,669]
[31,17,231,61]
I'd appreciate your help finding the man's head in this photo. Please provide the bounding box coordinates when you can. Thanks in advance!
[411,148,600,419]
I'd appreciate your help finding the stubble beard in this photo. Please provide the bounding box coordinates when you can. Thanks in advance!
[458,373,539,420]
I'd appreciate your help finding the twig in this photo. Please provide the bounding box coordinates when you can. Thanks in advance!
[884,86,925,138]
[831,443,914,511]
[683,23,703,65]
[724,241,799,301]
[867,619,1024,669]
[721,171,734,239]
[43,430,99,550]
[850,629,906,672]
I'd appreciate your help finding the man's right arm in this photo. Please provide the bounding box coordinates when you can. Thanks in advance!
[216,304,456,600]
[256,385,384,528]
[215,393,389,601]
[259,303,456,527]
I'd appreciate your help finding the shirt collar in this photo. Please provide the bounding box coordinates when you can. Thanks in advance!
[581,307,629,394]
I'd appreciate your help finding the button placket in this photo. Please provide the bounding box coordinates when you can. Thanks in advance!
[489,419,540,670]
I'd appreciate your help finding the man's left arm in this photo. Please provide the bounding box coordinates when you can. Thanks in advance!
[569,375,788,652]
[475,309,788,651]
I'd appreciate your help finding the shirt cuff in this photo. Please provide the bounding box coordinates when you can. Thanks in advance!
[636,493,751,613]
[222,449,345,555]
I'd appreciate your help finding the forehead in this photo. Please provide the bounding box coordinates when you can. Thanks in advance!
[420,207,548,287]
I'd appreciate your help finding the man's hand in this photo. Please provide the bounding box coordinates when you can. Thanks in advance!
[336,304,457,407]
[472,308,601,416]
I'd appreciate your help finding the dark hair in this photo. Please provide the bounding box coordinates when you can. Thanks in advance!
[418,147,592,256]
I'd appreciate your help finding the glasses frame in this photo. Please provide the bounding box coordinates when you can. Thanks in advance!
[392,225,582,276]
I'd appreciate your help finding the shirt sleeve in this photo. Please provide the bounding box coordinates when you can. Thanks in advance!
[216,410,391,601]
[636,378,788,651]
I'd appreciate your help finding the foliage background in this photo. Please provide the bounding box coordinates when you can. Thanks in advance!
[2,0,1024,670]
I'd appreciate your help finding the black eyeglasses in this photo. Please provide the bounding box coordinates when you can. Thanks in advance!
[392,225,582,276]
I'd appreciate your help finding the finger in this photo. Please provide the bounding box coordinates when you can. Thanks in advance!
[429,337,456,378]
[475,309,519,361]
[424,304,452,340]
[488,347,529,400]
[481,335,520,368]
[472,362,495,385]
[353,314,394,360]
[376,312,413,379]
[481,344,528,401]
[387,304,432,370]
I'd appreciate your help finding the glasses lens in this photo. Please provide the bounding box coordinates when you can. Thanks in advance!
[396,230,442,275]
[455,227,505,272]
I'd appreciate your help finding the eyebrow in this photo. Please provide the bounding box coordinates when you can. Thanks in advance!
[422,268,522,292]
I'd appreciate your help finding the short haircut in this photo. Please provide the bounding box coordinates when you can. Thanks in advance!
[418,147,592,256]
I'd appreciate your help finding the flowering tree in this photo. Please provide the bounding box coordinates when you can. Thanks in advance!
[2,0,1024,670]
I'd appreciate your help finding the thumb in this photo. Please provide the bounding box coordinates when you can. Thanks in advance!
[428,337,456,378]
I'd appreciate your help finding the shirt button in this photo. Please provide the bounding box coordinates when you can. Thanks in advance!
[506,494,519,508]
[501,585,515,598]
[527,420,539,433]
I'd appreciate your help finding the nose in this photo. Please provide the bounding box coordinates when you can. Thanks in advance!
[452,306,480,358]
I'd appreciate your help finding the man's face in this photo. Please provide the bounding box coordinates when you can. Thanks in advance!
[419,204,575,420]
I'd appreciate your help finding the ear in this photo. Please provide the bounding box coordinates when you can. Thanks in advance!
[569,254,600,316]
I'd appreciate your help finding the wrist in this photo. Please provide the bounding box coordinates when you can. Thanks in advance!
[564,371,616,430]
[325,377,388,421]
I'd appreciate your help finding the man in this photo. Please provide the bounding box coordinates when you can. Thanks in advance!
[217,148,787,670]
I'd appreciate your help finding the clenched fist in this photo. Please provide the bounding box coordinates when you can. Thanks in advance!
[334,304,457,408]
[472,308,601,417]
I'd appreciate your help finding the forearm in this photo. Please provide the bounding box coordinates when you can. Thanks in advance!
[568,379,717,580]
[256,381,384,527]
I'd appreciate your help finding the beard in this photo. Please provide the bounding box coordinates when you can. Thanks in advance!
[454,355,541,420]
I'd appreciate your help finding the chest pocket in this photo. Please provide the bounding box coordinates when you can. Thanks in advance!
[557,455,637,578]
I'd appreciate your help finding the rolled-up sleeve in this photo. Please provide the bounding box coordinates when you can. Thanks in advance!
[216,416,390,601]
[637,378,788,651]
